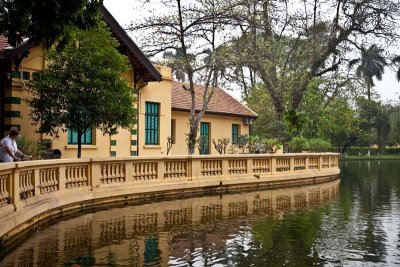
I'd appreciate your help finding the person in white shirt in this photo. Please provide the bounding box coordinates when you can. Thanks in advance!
[0,129,27,162]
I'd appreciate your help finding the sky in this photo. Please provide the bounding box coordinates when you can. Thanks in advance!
[104,0,400,102]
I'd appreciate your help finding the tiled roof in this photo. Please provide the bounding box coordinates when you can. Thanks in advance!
[0,35,10,52]
[171,81,258,118]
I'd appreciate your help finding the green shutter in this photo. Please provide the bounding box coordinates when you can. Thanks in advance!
[200,122,210,155]
[232,124,239,145]
[5,111,20,117]
[145,102,159,145]
[67,129,92,145]
[5,97,21,104]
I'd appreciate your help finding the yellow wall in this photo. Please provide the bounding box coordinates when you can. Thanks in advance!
[6,44,173,158]
[7,45,44,142]
[6,44,253,158]
[170,111,251,155]
[137,66,172,156]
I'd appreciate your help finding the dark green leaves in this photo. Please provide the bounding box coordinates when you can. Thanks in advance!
[28,23,136,157]
[0,0,103,47]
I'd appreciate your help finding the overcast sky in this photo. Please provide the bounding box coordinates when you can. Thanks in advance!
[104,0,400,102]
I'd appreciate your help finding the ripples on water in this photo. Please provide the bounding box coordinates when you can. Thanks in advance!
[1,160,400,266]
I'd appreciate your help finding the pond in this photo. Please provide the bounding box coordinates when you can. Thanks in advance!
[1,160,399,266]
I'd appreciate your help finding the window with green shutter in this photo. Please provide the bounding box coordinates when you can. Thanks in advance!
[200,122,210,155]
[145,102,160,145]
[67,129,92,145]
[232,124,239,145]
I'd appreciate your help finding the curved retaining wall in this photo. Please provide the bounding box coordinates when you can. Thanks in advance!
[0,153,340,245]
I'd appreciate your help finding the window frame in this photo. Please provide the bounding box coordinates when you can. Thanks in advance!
[232,124,239,145]
[145,102,160,145]
[67,128,93,145]
[171,119,176,144]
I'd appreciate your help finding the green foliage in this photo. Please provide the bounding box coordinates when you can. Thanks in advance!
[197,135,207,155]
[16,136,46,160]
[356,98,392,154]
[288,137,331,153]
[307,138,332,152]
[28,23,136,158]
[237,134,249,154]
[288,136,309,153]
[283,109,308,137]
[343,147,400,156]
[227,145,238,154]
[248,136,280,154]
[388,106,400,146]
[349,44,387,100]
[318,98,361,153]
[0,0,102,47]
[245,84,289,141]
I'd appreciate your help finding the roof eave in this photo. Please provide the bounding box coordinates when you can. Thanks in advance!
[172,107,258,119]
[2,40,35,59]
[101,6,161,82]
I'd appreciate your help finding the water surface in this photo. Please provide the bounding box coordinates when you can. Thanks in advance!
[1,160,400,266]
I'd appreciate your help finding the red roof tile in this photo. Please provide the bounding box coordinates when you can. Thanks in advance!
[0,35,10,52]
[171,81,258,118]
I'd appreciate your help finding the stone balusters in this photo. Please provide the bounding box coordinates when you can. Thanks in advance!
[0,174,10,206]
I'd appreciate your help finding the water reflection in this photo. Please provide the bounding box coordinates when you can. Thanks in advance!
[7,158,400,266]
[1,178,340,266]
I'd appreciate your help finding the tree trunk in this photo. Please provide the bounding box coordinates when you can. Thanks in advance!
[367,84,371,156]
[77,129,82,158]
[187,119,198,155]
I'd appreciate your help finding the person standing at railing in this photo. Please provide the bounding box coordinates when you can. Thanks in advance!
[0,129,28,162]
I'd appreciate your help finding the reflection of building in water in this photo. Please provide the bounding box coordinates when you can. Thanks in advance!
[1,178,339,267]
[201,204,223,223]
[164,207,192,230]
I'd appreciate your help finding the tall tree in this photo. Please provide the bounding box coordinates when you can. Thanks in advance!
[349,44,387,155]
[28,23,136,158]
[349,44,387,101]
[318,98,361,153]
[131,0,231,154]
[224,0,399,118]
[0,0,102,47]
[391,55,400,82]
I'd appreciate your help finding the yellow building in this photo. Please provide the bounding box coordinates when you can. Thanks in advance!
[171,82,257,155]
[0,7,257,158]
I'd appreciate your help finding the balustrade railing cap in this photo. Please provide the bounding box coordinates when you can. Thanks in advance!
[0,162,16,171]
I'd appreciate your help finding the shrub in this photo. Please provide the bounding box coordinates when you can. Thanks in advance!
[288,136,308,153]
[16,136,46,160]
[249,136,280,154]
[237,134,249,153]
[264,138,280,153]
[307,138,332,152]
[212,138,230,154]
